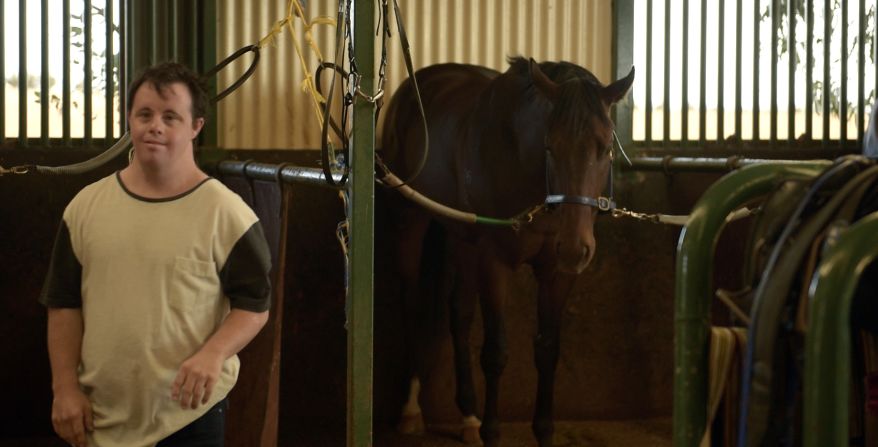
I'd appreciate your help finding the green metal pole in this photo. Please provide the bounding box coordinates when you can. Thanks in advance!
[804,212,878,447]
[674,161,829,447]
[348,0,375,446]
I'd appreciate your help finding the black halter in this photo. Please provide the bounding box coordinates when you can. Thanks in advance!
[543,144,616,213]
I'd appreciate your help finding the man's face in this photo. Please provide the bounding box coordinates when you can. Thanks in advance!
[128,82,204,171]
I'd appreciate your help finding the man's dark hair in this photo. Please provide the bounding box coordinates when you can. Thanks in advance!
[127,62,209,125]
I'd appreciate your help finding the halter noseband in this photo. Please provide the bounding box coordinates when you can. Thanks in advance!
[543,139,616,213]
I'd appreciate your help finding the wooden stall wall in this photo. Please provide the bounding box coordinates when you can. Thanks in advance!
[0,148,725,445]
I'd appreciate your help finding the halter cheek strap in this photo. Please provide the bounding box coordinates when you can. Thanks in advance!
[543,148,616,212]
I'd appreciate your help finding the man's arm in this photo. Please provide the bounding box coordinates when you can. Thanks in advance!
[171,308,269,409]
[47,308,93,447]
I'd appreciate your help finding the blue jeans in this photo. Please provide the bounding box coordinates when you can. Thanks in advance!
[156,399,227,447]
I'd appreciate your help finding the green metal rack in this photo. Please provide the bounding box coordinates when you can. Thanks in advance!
[674,161,830,447]
[804,211,878,447]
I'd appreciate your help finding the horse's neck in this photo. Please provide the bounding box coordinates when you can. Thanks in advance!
[466,96,549,213]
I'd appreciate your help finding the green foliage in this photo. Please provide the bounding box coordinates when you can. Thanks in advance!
[769,0,876,123]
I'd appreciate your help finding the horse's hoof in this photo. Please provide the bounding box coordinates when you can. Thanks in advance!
[461,425,483,445]
[397,412,425,434]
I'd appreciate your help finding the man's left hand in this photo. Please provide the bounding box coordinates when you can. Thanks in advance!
[171,349,223,409]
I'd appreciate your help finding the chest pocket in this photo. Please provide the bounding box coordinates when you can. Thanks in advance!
[170,257,220,312]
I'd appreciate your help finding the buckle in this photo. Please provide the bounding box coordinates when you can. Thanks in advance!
[597,197,612,211]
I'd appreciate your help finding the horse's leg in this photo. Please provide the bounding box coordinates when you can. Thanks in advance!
[392,209,432,434]
[448,240,482,444]
[530,265,577,447]
[478,254,512,447]
[398,376,425,433]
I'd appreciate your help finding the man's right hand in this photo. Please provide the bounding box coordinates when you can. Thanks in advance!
[51,386,94,447]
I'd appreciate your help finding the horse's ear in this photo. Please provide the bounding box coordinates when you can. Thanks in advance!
[529,58,559,101]
[601,66,635,105]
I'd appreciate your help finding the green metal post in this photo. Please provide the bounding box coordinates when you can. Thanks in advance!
[804,212,878,447]
[674,161,829,447]
[348,0,375,446]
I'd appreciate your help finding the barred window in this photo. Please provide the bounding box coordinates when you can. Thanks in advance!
[2,0,123,148]
[627,0,877,154]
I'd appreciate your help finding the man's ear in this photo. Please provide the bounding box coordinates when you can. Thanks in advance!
[192,117,205,138]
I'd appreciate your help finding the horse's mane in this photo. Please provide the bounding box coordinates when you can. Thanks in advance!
[506,56,611,137]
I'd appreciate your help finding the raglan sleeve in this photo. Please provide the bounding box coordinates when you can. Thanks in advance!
[219,221,272,312]
[39,219,83,308]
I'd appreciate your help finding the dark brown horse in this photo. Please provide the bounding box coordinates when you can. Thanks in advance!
[380,57,634,447]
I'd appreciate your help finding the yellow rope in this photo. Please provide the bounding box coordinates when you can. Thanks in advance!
[256,0,336,127]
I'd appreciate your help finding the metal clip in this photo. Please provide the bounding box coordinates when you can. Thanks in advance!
[0,165,29,175]
[349,70,385,103]
[355,86,385,103]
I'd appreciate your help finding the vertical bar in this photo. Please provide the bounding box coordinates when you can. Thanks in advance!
[645,0,653,145]
[106,0,115,141]
[119,0,126,135]
[663,0,670,146]
[788,0,796,145]
[770,0,778,147]
[805,0,814,139]
[699,0,706,145]
[19,0,27,147]
[63,0,70,146]
[858,0,865,146]
[151,0,159,63]
[169,0,178,61]
[612,0,635,148]
[823,0,831,149]
[735,0,742,143]
[0,0,4,143]
[349,1,375,446]
[41,0,49,146]
[718,0,725,144]
[840,1,848,150]
[753,0,761,141]
[85,0,93,148]
[191,0,199,72]
[682,0,689,146]
[197,0,217,147]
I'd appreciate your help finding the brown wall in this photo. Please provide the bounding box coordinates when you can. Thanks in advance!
[0,149,737,444]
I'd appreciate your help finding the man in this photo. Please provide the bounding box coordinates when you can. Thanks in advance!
[40,62,271,447]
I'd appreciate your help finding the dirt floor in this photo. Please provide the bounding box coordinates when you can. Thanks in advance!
[0,418,672,447]
[374,418,672,447]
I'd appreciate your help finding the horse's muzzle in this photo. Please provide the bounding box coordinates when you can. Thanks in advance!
[556,239,593,274]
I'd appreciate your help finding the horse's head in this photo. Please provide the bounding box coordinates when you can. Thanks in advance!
[529,59,634,274]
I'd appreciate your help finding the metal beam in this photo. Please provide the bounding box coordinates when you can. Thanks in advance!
[348,0,375,446]
[626,156,831,173]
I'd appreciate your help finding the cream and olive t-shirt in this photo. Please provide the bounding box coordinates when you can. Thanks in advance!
[40,172,271,447]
